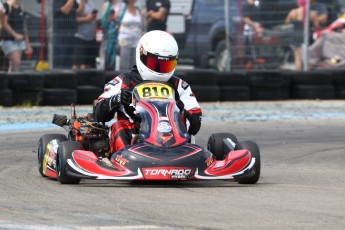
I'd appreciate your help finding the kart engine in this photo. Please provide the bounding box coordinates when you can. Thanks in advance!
[53,113,110,158]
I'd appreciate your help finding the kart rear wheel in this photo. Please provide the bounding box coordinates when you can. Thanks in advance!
[207,133,238,160]
[38,134,67,177]
[237,141,261,184]
[57,141,82,184]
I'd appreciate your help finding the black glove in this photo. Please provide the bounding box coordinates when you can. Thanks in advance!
[108,89,132,108]
[121,89,132,105]
[184,110,201,135]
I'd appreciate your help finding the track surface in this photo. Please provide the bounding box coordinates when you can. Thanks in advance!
[1,101,345,229]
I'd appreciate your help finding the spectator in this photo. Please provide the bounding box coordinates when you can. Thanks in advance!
[1,0,32,72]
[73,0,98,70]
[310,0,328,28]
[285,0,319,70]
[145,0,170,32]
[243,0,264,36]
[118,0,142,70]
[242,0,264,67]
[99,0,126,70]
[53,0,77,69]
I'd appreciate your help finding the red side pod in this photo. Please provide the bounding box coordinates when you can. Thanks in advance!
[72,150,131,177]
[204,150,251,176]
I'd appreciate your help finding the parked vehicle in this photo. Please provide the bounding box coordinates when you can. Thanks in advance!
[169,0,342,71]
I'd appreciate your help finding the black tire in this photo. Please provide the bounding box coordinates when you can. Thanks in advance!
[38,134,67,177]
[12,90,43,106]
[183,69,219,85]
[250,86,290,100]
[42,88,77,106]
[220,86,250,101]
[335,85,345,99]
[237,140,260,184]
[218,71,248,86]
[291,85,335,99]
[76,70,105,87]
[57,141,82,184]
[77,85,103,105]
[43,71,77,89]
[8,72,44,90]
[0,73,9,89]
[104,71,122,85]
[289,71,332,85]
[207,133,239,160]
[0,89,13,106]
[332,69,345,85]
[247,71,291,87]
[191,85,220,102]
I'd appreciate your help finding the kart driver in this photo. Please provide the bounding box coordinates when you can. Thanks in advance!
[94,30,202,165]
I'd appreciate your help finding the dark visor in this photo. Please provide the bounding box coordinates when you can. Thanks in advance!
[140,49,177,73]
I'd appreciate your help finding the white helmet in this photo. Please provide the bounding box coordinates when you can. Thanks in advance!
[136,30,179,82]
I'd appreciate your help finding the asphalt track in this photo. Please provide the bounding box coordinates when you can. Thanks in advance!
[1,101,345,230]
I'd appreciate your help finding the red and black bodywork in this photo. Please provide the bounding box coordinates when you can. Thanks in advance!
[38,81,260,184]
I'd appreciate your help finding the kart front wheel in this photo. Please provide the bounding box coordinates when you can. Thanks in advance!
[57,141,82,184]
[207,133,238,160]
[38,134,67,177]
[237,141,261,184]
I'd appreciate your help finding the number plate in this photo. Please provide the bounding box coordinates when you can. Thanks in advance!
[136,82,174,99]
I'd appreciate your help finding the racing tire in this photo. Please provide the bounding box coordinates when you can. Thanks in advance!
[76,70,105,87]
[38,134,68,177]
[0,89,13,106]
[220,86,250,101]
[0,72,9,89]
[57,141,82,184]
[77,85,103,105]
[237,140,261,184]
[192,85,220,102]
[43,71,77,89]
[207,133,238,160]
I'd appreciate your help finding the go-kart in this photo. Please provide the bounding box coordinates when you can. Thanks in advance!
[38,81,260,184]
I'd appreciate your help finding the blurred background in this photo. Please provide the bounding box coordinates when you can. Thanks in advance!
[1,0,345,72]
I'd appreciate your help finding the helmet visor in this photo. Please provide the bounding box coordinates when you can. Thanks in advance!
[140,49,177,74]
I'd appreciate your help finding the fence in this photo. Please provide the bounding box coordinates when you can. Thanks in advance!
[0,0,344,72]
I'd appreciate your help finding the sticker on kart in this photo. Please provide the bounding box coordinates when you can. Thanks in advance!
[136,82,174,99]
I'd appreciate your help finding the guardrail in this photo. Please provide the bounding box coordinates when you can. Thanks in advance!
[0,69,344,107]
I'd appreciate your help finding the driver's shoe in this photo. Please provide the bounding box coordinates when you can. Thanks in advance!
[101,157,113,167]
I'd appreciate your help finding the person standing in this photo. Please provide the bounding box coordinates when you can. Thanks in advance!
[99,0,126,70]
[145,0,170,32]
[118,0,142,70]
[53,0,77,69]
[242,0,264,67]
[73,0,98,69]
[310,0,328,28]
[1,0,32,72]
[285,0,319,71]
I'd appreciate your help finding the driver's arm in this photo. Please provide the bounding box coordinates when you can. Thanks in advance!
[177,80,202,135]
[94,77,123,122]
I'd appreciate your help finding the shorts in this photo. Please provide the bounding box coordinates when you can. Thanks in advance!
[1,40,26,55]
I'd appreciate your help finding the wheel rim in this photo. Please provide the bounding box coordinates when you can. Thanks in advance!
[217,49,229,72]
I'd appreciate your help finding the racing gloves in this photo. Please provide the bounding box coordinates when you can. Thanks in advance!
[176,99,201,135]
[184,110,202,136]
[108,89,132,109]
